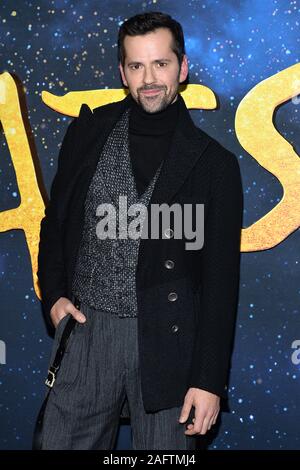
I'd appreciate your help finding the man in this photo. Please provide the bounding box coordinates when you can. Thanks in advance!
[37,11,243,450]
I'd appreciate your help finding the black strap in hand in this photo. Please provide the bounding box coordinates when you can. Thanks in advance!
[45,315,77,389]
[32,305,79,450]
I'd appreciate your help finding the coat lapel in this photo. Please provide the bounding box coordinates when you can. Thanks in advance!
[149,94,210,206]
[81,97,130,173]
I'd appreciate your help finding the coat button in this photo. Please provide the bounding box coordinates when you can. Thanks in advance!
[168,292,178,302]
[171,324,179,333]
[164,259,175,269]
[164,228,174,239]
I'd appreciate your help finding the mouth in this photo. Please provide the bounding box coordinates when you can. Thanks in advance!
[140,89,163,96]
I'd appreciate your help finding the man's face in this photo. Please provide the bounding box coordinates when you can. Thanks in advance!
[119,27,188,113]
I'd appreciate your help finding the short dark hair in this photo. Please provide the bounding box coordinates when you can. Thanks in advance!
[117,11,186,67]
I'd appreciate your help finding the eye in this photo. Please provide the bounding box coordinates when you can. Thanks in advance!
[129,64,141,70]
[157,62,168,67]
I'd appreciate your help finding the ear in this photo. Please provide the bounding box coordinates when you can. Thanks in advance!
[179,55,189,83]
[119,63,128,87]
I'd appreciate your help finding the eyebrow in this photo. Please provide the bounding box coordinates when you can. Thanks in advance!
[127,58,172,66]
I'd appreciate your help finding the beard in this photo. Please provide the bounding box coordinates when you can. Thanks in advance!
[136,84,179,113]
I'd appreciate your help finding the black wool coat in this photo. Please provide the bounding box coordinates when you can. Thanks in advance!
[37,93,243,412]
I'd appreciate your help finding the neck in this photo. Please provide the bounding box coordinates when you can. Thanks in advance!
[129,94,179,136]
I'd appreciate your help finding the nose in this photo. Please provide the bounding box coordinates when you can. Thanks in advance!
[143,65,156,85]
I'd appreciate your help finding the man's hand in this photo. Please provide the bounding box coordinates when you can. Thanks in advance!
[179,388,220,435]
[50,297,86,328]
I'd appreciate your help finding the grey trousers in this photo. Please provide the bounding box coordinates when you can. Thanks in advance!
[41,296,197,450]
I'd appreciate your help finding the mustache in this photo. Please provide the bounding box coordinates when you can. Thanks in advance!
[138,85,167,92]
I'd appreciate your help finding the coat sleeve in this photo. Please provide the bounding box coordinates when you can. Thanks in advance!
[188,150,243,399]
[37,104,92,326]
[37,117,76,327]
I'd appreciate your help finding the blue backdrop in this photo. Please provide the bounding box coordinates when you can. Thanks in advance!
[0,0,299,450]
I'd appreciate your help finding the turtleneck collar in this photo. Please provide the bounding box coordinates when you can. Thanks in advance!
[129,93,180,136]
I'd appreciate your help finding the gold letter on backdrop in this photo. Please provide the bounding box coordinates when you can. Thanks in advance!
[0,72,45,299]
[41,83,217,115]
[236,63,300,251]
